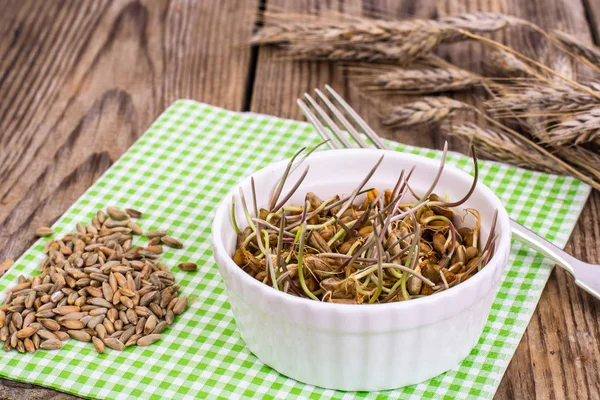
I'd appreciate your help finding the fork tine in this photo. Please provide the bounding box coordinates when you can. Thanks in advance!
[303,93,356,149]
[325,84,388,150]
[297,99,339,149]
[314,89,370,149]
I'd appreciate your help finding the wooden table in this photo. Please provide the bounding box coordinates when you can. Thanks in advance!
[1,1,599,398]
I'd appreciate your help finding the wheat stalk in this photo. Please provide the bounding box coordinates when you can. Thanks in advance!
[381,97,473,127]
[449,123,567,174]
[484,49,540,78]
[458,29,600,100]
[350,64,482,93]
[438,13,530,42]
[485,82,600,115]
[440,12,528,32]
[550,30,600,73]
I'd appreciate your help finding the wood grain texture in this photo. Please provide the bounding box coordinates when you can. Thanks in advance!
[0,0,257,398]
[582,0,600,44]
[438,1,600,399]
[0,0,256,262]
[250,0,441,149]
[1,0,600,398]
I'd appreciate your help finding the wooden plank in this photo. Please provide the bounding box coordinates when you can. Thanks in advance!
[443,1,600,399]
[0,0,257,398]
[250,0,440,149]
[251,1,600,399]
[0,0,256,260]
[582,0,600,44]
[499,192,600,400]
[414,0,600,396]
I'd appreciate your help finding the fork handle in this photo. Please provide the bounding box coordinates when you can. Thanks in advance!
[510,219,600,299]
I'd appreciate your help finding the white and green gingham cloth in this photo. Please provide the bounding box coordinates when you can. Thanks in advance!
[0,101,590,399]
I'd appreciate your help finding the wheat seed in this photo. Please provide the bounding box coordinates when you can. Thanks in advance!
[173,297,188,315]
[53,306,80,315]
[68,330,91,342]
[40,339,62,350]
[137,334,161,346]
[36,226,54,237]
[146,245,163,254]
[107,207,129,221]
[125,208,143,219]
[178,262,197,272]
[24,337,35,353]
[153,321,169,334]
[162,237,183,249]
[0,259,14,277]
[146,230,168,238]
[103,337,125,351]
[128,221,143,235]
[37,330,58,341]
[0,207,189,354]
[92,336,105,353]
[16,326,38,339]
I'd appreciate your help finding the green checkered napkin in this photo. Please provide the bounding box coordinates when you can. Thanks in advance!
[0,100,590,399]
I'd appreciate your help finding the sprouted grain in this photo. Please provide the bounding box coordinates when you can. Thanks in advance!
[232,145,497,304]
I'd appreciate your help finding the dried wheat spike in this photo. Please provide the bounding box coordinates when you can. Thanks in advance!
[551,30,600,69]
[440,12,527,32]
[252,11,525,64]
[382,97,473,127]
[279,25,446,64]
[450,123,566,175]
[352,64,482,93]
[285,45,394,62]
[253,11,524,46]
[486,82,600,115]
[484,49,538,77]
[439,12,529,42]
[547,107,600,145]
[252,11,436,46]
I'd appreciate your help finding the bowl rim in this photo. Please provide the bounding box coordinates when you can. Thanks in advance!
[211,148,512,311]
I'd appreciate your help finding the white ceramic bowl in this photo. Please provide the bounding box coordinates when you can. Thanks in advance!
[211,149,511,391]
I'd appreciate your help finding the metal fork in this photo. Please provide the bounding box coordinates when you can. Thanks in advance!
[297,85,600,300]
